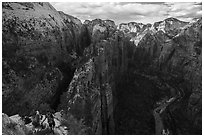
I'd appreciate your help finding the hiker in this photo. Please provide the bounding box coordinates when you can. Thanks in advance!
[42,111,55,134]
[32,111,41,127]
[23,116,32,124]
[32,111,42,133]
[60,110,64,118]
[162,129,170,135]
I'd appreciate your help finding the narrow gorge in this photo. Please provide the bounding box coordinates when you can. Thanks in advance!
[2,2,202,135]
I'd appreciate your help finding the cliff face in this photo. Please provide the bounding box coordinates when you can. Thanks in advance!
[118,18,189,46]
[2,2,85,116]
[134,19,202,134]
[65,18,201,134]
[2,113,27,135]
[153,17,188,37]
[62,19,128,134]
[2,2,202,135]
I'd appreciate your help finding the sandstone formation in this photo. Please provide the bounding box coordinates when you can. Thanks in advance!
[2,2,85,116]
[2,2,202,135]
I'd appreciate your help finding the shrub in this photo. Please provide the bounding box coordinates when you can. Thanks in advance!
[2,3,14,10]
[18,2,34,9]
[6,122,17,130]
[38,2,43,6]
[60,113,91,135]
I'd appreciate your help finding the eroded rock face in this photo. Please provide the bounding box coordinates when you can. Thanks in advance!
[153,17,188,37]
[63,20,136,134]
[65,18,201,134]
[84,19,116,40]
[118,18,189,46]
[2,113,31,135]
[2,2,82,116]
[2,2,201,135]
[133,19,202,134]
[118,22,148,34]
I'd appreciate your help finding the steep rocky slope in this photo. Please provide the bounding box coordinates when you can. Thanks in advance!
[2,113,31,135]
[2,2,202,135]
[65,18,202,134]
[118,17,189,46]
[2,112,75,135]
[2,2,88,116]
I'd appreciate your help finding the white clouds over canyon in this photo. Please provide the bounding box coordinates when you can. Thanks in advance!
[51,2,202,24]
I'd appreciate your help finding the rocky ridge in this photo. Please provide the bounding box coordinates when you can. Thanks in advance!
[2,2,90,116]
[2,2,202,135]
[118,17,189,46]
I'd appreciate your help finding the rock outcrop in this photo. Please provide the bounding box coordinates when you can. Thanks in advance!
[2,2,202,135]
[153,17,188,37]
[118,17,189,46]
[132,18,202,134]
[2,112,79,135]
[2,113,31,135]
[65,17,202,134]
[2,2,84,116]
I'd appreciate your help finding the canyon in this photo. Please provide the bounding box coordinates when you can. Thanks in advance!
[2,2,202,135]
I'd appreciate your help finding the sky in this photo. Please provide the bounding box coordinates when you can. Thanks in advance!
[50,2,202,24]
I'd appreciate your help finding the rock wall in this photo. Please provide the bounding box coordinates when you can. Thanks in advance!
[65,18,202,134]
[63,19,136,134]
[2,2,202,135]
[2,113,31,135]
[132,18,202,134]
[2,2,85,116]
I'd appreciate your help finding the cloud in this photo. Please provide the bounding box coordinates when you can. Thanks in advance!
[50,2,202,24]
[165,2,202,21]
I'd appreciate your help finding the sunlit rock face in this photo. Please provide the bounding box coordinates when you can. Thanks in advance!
[118,17,189,46]
[118,22,145,33]
[153,17,189,38]
[83,19,117,42]
[2,2,202,135]
[2,113,31,135]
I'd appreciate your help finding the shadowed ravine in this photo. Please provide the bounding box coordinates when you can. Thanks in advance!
[50,63,75,111]
[113,71,186,135]
[114,74,159,134]
[153,96,177,134]
[2,2,202,135]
